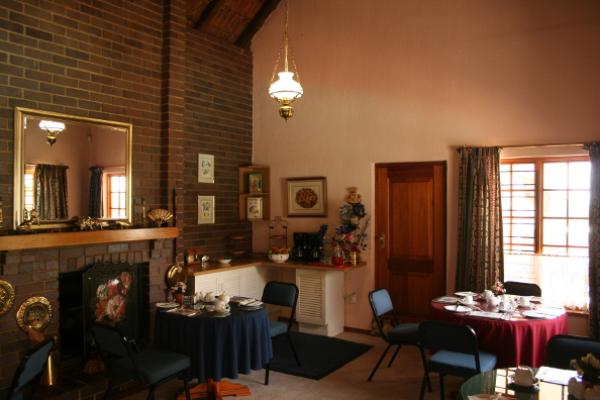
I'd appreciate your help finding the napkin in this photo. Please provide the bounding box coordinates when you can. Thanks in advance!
[239,299,263,307]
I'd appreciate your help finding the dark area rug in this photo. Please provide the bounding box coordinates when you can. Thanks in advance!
[269,332,372,380]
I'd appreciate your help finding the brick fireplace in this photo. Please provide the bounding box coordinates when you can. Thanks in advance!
[0,239,173,387]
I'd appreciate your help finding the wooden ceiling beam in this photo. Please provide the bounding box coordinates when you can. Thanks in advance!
[193,0,221,30]
[235,0,281,49]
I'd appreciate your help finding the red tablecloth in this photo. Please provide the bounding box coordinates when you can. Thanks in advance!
[430,301,568,368]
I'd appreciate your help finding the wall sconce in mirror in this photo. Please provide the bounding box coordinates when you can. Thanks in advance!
[14,107,133,230]
[38,119,65,146]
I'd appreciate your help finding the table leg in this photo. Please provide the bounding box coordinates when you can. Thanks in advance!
[177,378,251,400]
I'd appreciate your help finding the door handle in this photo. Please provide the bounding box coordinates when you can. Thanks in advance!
[376,233,385,249]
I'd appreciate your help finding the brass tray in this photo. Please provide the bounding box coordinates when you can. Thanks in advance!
[16,296,53,332]
[0,280,15,317]
[166,263,187,288]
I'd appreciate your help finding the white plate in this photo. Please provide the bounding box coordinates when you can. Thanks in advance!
[454,291,478,297]
[444,305,471,313]
[156,302,179,309]
[433,296,458,304]
[459,299,477,306]
[521,310,551,319]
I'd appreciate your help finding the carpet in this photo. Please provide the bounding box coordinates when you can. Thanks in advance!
[269,332,372,380]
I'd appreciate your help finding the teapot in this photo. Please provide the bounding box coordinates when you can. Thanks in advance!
[483,289,494,300]
[488,296,501,307]
[204,291,216,302]
[217,292,230,304]
[513,366,535,387]
[214,299,229,312]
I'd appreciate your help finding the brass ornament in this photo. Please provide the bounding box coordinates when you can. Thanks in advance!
[16,296,53,332]
[166,263,187,288]
[0,280,16,317]
[147,209,173,227]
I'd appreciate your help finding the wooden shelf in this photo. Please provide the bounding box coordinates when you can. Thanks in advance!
[0,227,179,251]
[238,165,270,221]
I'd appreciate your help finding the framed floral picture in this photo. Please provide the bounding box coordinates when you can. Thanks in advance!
[198,154,214,183]
[286,177,327,217]
[248,172,263,193]
[246,197,263,220]
[197,195,215,224]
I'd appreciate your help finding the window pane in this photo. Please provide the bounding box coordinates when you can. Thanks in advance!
[512,210,535,218]
[111,193,119,207]
[569,247,589,257]
[513,163,535,171]
[500,164,511,172]
[543,191,567,217]
[513,171,535,186]
[513,196,535,211]
[501,172,511,185]
[119,177,126,192]
[544,163,567,189]
[569,162,590,190]
[569,191,590,218]
[543,218,567,246]
[119,193,126,207]
[568,220,589,247]
[543,246,567,256]
[512,223,535,238]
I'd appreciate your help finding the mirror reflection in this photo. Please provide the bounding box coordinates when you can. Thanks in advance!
[15,108,132,228]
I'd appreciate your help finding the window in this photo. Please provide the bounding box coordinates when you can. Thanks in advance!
[23,164,35,211]
[107,174,126,219]
[501,156,590,310]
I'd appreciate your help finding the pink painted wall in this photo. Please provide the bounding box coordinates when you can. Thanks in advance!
[251,0,600,330]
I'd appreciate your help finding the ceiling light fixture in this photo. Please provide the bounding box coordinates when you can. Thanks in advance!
[268,0,303,121]
[39,120,65,146]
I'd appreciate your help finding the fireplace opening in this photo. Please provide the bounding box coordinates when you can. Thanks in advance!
[58,262,149,362]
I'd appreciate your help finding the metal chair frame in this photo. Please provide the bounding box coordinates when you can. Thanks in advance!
[5,337,54,400]
[503,281,542,297]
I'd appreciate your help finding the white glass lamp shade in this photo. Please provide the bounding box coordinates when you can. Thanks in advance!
[39,120,65,133]
[268,71,303,101]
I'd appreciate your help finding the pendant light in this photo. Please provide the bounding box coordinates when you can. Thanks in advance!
[268,0,303,121]
[39,120,65,146]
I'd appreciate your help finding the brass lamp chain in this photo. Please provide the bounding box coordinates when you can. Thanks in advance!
[283,0,289,72]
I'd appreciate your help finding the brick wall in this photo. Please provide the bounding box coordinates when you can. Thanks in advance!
[0,0,255,389]
[183,31,253,256]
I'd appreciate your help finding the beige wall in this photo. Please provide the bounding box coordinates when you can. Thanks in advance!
[252,0,600,330]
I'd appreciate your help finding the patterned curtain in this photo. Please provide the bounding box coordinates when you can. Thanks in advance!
[456,147,504,292]
[88,166,103,218]
[34,164,69,220]
[588,142,600,338]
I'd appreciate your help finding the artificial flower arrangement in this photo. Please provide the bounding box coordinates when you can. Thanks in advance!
[492,280,506,296]
[572,353,600,385]
[333,187,370,262]
[172,281,187,294]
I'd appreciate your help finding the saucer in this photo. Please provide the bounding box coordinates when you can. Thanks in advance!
[459,299,476,306]
[444,305,471,313]
[508,376,539,393]
[156,302,179,309]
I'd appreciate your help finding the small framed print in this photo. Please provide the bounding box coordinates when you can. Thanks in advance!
[198,154,214,183]
[286,177,327,217]
[246,197,263,220]
[248,172,264,193]
[197,195,215,224]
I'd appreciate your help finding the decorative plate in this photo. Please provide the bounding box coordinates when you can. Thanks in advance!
[0,280,16,317]
[16,296,53,332]
[147,208,173,227]
[166,263,187,288]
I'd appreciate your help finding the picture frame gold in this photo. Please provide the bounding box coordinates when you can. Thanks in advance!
[197,195,215,224]
[198,154,215,183]
[286,177,327,217]
[246,197,263,220]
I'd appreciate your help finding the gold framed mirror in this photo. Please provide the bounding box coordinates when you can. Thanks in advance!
[14,107,132,229]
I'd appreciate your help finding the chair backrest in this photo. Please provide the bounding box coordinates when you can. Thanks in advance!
[6,337,54,399]
[261,281,299,329]
[420,320,482,372]
[91,323,131,359]
[368,288,394,341]
[546,335,600,369]
[503,281,542,297]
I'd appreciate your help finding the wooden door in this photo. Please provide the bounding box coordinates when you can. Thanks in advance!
[375,162,446,320]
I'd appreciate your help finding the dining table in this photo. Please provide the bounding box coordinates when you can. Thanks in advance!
[430,295,568,368]
[154,303,273,399]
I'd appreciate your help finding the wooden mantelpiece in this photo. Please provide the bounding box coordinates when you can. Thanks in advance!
[0,227,179,252]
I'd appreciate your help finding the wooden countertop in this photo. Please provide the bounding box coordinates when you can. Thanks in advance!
[190,258,366,276]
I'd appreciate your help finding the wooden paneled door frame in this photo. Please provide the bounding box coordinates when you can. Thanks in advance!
[374,161,447,320]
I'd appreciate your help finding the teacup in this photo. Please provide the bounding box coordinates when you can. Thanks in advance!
[214,300,227,312]
[488,296,500,307]
[217,293,230,304]
[483,289,493,300]
[462,294,474,304]
[204,291,216,302]
[519,296,532,307]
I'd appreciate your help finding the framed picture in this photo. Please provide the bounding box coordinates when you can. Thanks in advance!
[197,195,215,224]
[246,197,263,220]
[286,177,327,217]
[248,172,263,193]
[198,154,214,183]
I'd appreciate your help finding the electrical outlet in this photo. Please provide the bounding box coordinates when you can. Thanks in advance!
[348,292,357,304]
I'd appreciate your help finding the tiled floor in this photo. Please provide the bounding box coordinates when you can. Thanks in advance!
[121,332,462,400]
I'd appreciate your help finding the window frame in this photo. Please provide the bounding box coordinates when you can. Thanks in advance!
[501,155,590,256]
[105,173,127,219]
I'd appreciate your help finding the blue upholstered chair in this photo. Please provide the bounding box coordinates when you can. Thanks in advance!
[261,281,300,385]
[503,281,542,297]
[91,323,191,400]
[368,288,430,390]
[419,320,497,400]
[546,334,600,369]
[4,337,54,400]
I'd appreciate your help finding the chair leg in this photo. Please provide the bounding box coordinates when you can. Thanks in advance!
[103,379,113,400]
[419,375,426,400]
[418,346,432,392]
[387,345,401,367]
[286,333,301,366]
[183,377,191,400]
[368,343,392,382]
[264,363,270,385]
[146,386,155,400]
[439,373,445,400]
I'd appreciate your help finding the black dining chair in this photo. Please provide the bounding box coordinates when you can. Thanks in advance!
[419,320,497,400]
[503,281,542,297]
[91,323,191,400]
[4,337,54,400]
[261,281,301,385]
[367,288,430,390]
[546,334,600,369]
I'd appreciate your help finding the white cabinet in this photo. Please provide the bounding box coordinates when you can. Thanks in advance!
[193,266,267,299]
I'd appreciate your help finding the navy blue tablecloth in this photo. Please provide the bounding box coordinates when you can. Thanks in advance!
[155,308,273,382]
